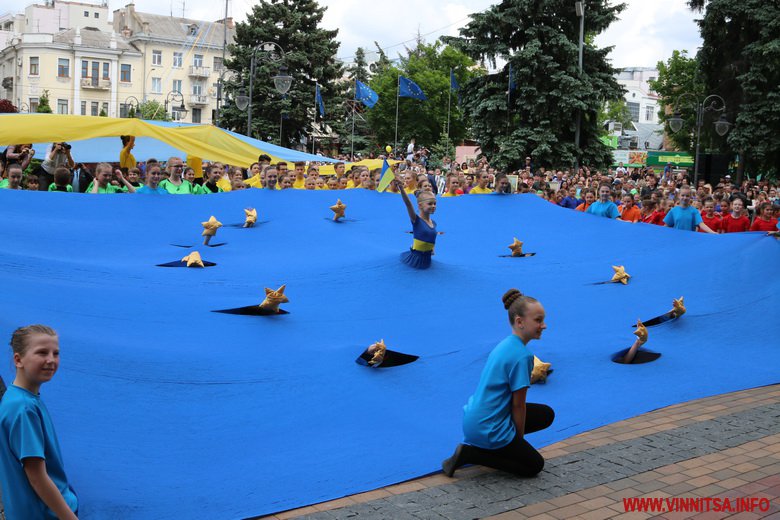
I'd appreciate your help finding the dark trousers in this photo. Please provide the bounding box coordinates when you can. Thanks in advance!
[462,403,554,477]
[35,166,53,191]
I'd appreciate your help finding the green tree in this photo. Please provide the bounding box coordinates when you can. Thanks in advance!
[223,0,346,148]
[597,99,632,135]
[688,0,780,178]
[428,130,456,169]
[137,100,170,121]
[347,47,369,84]
[365,40,481,152]
[99,108,107,117]
[649,50,705,155]
[444,0,626,170]
[37,90,53,113]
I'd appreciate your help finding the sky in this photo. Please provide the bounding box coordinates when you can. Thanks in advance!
[3,0,704,69]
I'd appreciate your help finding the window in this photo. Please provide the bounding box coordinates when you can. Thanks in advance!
[172,79,182,94]
[81,60,89,78]
[152,77,162,94]
[152,50,162,66]
[58,58,70,77]
[91,61,99,83]
[192,81,202,96]
[119,103,128,118]
[57,99,68,114]
[91,101,99,116]
[191,108,201,124]
[103,62,109,80]
[102,102,108,115]
[627,101,640,122]
[645,105,655,122]
[29,57,39,75]
[29,97,39,112]
[173,52,183,68]
[84,10,89,16]
[81,101,86,115]
[213,56,223,71]
[171,109,184,121]
[94,12,99,18]
[193,54,203,68]
[120,64,131,82]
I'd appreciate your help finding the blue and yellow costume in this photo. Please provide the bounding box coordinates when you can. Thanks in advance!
[401,216,437,269]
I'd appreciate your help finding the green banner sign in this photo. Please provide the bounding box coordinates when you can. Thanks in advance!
[646,151,694,166]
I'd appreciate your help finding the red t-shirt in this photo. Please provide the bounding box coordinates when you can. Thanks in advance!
[721,214,751,233]
[750,217,778,232]
[700,212,721,233]
[641,211,665,226]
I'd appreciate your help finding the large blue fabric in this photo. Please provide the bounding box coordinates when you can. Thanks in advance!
[0,190,778,519]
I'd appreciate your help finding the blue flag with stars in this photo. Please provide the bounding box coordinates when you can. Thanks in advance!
[315,83,325,118]
[399,76,427,101]
[355,80,378,108]
[450,69,459,91]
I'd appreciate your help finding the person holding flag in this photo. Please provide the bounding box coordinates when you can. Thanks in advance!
[392,175,438,270]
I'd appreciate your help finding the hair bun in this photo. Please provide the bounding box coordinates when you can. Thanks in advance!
[502,289,523,310]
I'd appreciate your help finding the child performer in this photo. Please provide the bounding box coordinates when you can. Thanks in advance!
[0,325,79,519]
[443,290,555,478]
[393,178,438,269]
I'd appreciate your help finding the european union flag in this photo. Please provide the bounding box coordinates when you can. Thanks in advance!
[450,69,459,91]
[355,80,378,108]
[399,76,427,101]
[315,83,325,118]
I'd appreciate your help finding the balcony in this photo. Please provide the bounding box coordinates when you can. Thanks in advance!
[80,77,111,90]
[188,66,211,77]
[189,94,209,106]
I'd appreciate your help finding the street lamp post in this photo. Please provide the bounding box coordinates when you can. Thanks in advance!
[574,0,585,172]
[164,90,188,121]
[247,42,286,137]
[215,69,239,127]
[667,94,731,187]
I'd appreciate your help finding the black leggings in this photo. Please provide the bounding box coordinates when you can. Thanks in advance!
[461,403,554,477]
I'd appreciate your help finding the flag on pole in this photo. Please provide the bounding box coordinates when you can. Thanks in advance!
[377,159,395,192]
[355,80,379,108]
[508,63,517,92]
[399,76,427,100]
[450,69,459,91]
[315,83,325,118]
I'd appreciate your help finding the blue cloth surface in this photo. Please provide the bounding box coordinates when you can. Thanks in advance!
[0,191,778,519]
[462,334,533,449]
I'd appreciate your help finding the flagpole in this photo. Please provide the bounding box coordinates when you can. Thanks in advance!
[350,101,356,161]
[394,74,400,154]
[312,81,318,155]
[447,69,452,141]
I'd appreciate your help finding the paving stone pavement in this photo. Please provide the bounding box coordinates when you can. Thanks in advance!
[262,384,780,520]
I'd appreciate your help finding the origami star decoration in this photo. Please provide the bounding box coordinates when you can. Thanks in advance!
[244,208,257,228]
[367,339,387,366]
[181,251,205,268]
[633,319,648,344]
[259,284,289,313]
[670,297,686,318]
[531,356,552,384]
[508,237,524,257]
[330,199,347,221]
[611,265,631,285]
[201,216,223,236]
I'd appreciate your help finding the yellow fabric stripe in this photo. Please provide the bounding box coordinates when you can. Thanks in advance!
[412,239,435,252]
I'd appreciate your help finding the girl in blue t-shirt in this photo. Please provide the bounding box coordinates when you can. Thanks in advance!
[442,289,555,478]
[393,178,438,269]
[0,325,78,519]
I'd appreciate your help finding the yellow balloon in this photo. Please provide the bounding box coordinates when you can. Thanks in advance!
[385,145,392,153]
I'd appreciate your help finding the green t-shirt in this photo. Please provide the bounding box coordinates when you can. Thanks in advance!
[200,182,224,194]
[48,183,74,192]
[85,181,123,194]
[0,179,8,189]
[159,178,195,195]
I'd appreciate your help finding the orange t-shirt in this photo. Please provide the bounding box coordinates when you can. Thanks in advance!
[619,205,641,222]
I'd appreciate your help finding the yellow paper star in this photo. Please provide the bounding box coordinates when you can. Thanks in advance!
[633,319,648,344]
[531,356,552,384]
[181,251,205,268]
[508,237,524,257]
[367,339,387,366]
[330,199,347,221]
[201,215,223,237]
[244,208,257,227]
[611,265,631,284]
[671,296,686,318]
[259,284,289,312]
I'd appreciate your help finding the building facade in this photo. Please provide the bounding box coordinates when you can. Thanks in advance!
[616,66,660,125]
[0,0,234,124]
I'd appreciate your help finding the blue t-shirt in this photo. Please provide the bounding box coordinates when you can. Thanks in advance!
[0,385,78,519]
[664,205,702,231]
[586,201,620,219]
[462,335,534,449]
[136,185,169,195]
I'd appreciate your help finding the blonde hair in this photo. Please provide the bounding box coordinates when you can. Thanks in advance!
[10,325,57,356]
